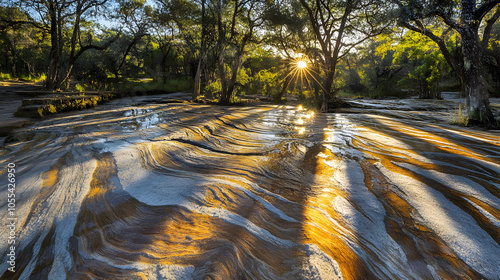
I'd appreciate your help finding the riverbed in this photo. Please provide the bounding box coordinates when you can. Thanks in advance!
[1,94,499,279]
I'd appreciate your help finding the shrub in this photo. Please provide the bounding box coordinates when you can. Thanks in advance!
[75,83,85,92]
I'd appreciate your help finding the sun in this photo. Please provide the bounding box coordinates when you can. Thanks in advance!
[297,60,307,69]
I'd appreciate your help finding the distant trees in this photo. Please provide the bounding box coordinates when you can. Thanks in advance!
[394,0,500,127]
[215,0,265,104]
[0,5,49,78]
[109,0,152,78]
[375,29,452,99]
[16,0,117,89]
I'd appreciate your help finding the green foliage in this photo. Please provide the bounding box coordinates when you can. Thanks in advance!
[2,0,497,112]
[204,81,222,97]
[47,104,57,114]
[163,79,193,92]
[239,68,280,96]
[236,67,251,87]
[346,37,405,97]
[0,73,12,79]
[0,5,50,79]
[75,84,85,92]
[368,30,454,99]
[484,25,500,97]
[392,31,448,98]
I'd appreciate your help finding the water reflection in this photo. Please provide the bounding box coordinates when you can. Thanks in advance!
[123,108,162,131]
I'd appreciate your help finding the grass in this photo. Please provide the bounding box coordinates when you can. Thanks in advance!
[18,93,117,118]
[0,72,46,83]
[0,73,12,79]
[451,104,469,126]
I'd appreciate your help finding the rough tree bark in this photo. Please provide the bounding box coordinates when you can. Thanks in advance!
[395,0,500,127]
[461,1,496,126]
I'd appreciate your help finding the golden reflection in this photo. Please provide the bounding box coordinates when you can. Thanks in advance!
[300,142,376,279]
[369,116,496,164]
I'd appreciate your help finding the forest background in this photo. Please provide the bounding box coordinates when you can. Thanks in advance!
[1,0,499,126]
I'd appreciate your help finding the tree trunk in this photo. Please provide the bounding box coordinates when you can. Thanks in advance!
[193,41,205,99]
[193,0,207,100]
[226,52,245,99]
[461,26,496,127]
[277,74,292,101]
[160,46,171,85]
[321,58,337,111]
[218,48,229,103]
[217,0,229,104]
[46,2,59,90]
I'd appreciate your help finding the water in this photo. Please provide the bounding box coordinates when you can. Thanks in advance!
[1,95,499,279]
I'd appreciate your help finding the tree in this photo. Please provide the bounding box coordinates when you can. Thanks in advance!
[263,0,316,101]
[298,0,390,111]
[193,0,208,99]
[376,29,452,98]
[3,0,118,90]
[147,11,179,85]
[394,0,500,127]
[354,38,405,97]
[483,24,500,95]
[155,0,202,83]
[0,5,49,77]
[216,0,265,104]
[110,0,152,78]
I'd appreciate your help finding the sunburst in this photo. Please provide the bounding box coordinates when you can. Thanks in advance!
[282,57,326,96]
[297,60,307,69]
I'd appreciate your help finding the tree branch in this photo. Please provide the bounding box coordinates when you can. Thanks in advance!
[299,0,328,55]
[398,20,461,77]
[71,32,121,64]
[432,10,461,31]
[482,6,500,50]
[475,0,500,22]
[0,19,49,32]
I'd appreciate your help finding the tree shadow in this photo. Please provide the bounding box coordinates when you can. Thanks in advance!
[341,112,499,279]
[58,105,379,279]
[6,103,497,279]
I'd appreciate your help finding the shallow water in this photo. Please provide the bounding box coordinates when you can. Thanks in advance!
[1,95,499,279]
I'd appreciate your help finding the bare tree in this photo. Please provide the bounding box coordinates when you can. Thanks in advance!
[394,0,500,127]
